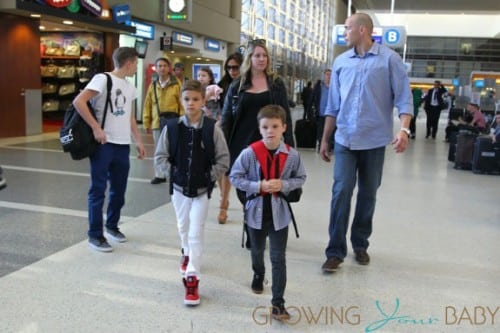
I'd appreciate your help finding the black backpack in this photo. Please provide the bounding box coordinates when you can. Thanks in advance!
[59,73,112,160]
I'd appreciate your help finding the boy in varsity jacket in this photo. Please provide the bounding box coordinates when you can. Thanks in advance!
[229,105,306,321]
[154,80,229,306]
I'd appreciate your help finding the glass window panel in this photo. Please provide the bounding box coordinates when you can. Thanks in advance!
[268,24,275,40]
[255,18,264,36]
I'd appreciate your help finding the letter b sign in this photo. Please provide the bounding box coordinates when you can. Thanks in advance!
[382,27,406,48]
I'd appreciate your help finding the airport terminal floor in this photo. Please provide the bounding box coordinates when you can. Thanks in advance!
[0,108,499,333]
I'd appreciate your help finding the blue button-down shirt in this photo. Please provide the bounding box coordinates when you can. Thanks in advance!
[319,82,329,117]
[325,43,413,150]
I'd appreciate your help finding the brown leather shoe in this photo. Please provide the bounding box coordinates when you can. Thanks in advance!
[354,249,370,265]
[321,257,343,272]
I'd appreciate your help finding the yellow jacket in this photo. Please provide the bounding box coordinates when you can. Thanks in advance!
[142,75,184,130]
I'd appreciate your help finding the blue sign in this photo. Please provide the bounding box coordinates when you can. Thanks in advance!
[112,4,131,24]
[205,39,220,52]
[173,31,193,45]
[126,20,155,40]
[384,29,401,45]
[452,78,460,86]
[334,25,346,45]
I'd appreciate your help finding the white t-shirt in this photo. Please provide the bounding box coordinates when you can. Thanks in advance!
[86,73,138,144]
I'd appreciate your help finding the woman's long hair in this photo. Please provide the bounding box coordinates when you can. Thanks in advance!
[239,40,276,90]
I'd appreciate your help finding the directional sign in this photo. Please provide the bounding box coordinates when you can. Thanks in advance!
[382,26,406,48]
[333,25,406,48]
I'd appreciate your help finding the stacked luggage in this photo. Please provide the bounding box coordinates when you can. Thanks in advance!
[472,136,500,174]
[448,131,500,175]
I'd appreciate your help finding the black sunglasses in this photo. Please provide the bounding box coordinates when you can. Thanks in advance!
[226,65,240,71]
[248,38,266,47]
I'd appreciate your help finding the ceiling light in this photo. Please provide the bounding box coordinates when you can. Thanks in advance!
[39,25,45,30]
[62,20,73,25]
[170,51,175,53]
[30,14,41,18]
[196,57,202,60]
[186,56,191,59]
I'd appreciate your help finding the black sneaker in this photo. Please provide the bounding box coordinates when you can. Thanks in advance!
[150,177,166,185]
[0,166,6,191]
[88,237,113,252]
[105,228,127,243]
[251,274,264,294]
[272,303,290,321]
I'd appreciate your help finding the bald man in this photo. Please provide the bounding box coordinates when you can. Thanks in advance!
[320,13,413,272]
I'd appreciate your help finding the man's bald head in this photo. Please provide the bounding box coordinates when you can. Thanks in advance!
[351,13,374,34]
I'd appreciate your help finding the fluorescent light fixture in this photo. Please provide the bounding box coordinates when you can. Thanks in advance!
[30,14,41,18]
[62,20,74,25]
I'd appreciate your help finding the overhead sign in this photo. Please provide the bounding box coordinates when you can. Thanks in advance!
[45,0,71,7]
[172,31,193,45]
[112,4,131,24]
[382,26,406,48]
[80,0,102,17]
[127,20,155,40]
[205,39,221,52]
[333,25,407,48]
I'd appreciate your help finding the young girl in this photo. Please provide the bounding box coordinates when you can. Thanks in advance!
[197,67,222,121]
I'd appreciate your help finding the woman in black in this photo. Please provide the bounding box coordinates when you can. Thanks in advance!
[216,53,243,224]
[221,39,294,246]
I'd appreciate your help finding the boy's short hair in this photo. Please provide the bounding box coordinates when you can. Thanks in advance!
[174,62,185,70]
[155,57,171,66]
[257,105,286,124]
[182,80,205,98]
[112,47,138,68]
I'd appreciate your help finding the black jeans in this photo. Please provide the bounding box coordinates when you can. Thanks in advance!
[248,221,288,306]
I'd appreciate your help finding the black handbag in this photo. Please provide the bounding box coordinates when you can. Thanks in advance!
[59,73,112,160]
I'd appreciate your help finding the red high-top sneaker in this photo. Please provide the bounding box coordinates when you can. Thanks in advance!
[183,275,200,306]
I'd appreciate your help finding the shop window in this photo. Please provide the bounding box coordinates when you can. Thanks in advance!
[40,32,103,117]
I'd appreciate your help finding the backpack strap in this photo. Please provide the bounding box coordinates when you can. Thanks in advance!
[153,80,161,119]
[101,73,112,128]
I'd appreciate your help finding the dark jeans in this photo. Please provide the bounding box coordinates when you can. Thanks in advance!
[248,221,288,306]
[325,143,385,260]
[425,106,442,138]
[88,143,130,239]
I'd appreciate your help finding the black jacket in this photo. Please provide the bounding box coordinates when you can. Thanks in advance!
[221,75,295,157]
[424,86,447,110]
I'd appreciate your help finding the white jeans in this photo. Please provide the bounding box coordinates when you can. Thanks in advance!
[152,129,166,178]
[172,190,209,278]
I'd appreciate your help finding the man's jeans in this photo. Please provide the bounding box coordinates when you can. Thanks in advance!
[88,143,130,239]
[248,222,288,306]
[325,143,385,260]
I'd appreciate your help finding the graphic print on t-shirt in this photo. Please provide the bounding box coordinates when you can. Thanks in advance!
[113,88,126,116]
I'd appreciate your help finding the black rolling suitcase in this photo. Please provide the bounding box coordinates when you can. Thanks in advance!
[454,131,477,170]
[472,136,500,175]
[294,115,316,148]
[448,130,458,162]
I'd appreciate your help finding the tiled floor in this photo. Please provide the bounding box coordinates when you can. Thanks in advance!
[0,110,498,333]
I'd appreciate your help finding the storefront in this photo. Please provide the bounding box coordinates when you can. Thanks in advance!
[0,0,135,137]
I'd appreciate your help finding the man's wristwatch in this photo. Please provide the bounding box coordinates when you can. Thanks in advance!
[400,127,411,137]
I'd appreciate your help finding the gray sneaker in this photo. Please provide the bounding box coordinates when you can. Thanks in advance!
[88,237,113,252]
[105,228,127,243]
